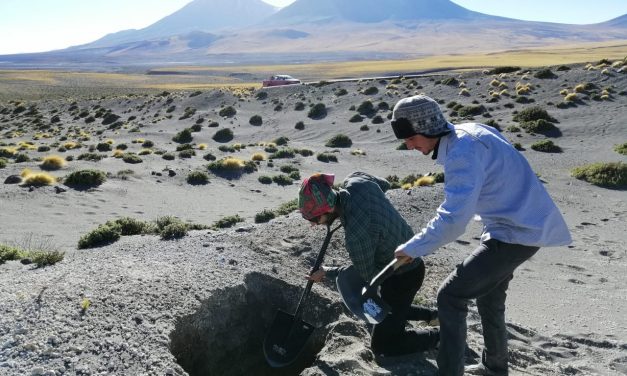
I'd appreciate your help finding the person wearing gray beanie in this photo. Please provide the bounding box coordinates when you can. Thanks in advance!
[390,94,571,376]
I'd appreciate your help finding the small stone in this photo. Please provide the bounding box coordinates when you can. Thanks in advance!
[31,367,44,376]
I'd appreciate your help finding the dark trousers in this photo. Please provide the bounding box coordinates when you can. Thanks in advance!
[436,239,539,376]
[371,261,439,356]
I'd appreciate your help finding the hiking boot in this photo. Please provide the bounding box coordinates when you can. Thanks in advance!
[464,363,507,376]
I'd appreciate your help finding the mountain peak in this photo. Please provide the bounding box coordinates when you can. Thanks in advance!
[265,0,494,25]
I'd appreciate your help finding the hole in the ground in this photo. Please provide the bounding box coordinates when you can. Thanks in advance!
[169,272,342,376]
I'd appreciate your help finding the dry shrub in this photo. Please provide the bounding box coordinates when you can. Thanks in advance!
[414,176,435,186]
[223,157,245,169]
[22,172,57,186]
[40,155,66,170]
[564,93,578,102]
[63,142,80,150]
[459,88,470,96]
[251,153,266,161]
[198,143,208,150]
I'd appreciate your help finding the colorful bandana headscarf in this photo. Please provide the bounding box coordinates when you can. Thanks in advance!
[298,173,337,220]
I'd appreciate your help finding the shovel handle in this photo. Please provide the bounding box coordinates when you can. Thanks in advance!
[293,223,342,321]
[362,258,404,297]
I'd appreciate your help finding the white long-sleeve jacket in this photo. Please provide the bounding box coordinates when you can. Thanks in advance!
[400,122,572,258]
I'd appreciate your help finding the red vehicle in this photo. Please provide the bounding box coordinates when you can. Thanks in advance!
[262,74,301,87]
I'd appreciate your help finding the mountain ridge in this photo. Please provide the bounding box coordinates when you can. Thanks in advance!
[1,0,625,68]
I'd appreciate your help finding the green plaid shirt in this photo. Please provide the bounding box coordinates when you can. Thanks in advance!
[334,172,418,281]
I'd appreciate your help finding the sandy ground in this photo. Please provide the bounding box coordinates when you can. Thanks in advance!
[0,62,626,375]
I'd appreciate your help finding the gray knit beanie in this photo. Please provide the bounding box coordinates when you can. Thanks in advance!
[391,95,451,139]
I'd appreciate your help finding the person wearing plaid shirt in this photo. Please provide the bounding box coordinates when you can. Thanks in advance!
[298,171,439,358]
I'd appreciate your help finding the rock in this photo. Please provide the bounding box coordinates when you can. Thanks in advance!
[31,367,44,375]
[54,186,66,194]
[4,175,21,184]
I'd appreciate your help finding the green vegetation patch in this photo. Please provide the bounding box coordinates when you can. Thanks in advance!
[513,107,557,123]
[186,170,210,185]
[212,215,244,229]
[571,162,626,189]
[64,169,107,188]
[212,128,234,143]
[613,143,627,156]
[219,106,237,117]
[325,134,352,148]
[530,140,562,153]
[308,103,327,119]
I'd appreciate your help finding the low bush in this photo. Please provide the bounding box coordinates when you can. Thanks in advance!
[362,86,378,95]
[272,174,294,186]
[255,210,276,223]
[440,77,459,86]
[325,134,352,148]
[614,143,627,156]
[187,170,210,185]
[349,114,364,122]
[0,158,6,169]
[534,69,557,79]
[160,222,188,240]
[96,142,112,152]
[0,244,24,264]
[571,162,626,188]
[208,157,256,176]
[294,102,305,111]
[219,106,236,117]
[273,136,290,146]
[258,175,272,184]
[212,215,243,229]
[295,121,305,130]
[178,149,195,159]
[122,153,143,164]
[249,115,263,126]
[162,153,175,160]
[270,148,296,159]
[64,169,107,188]
[173,128,193,143]
[317,153,338,162]
[357,100,375,116]
[76,153,104,162]
[457,105,486,117]
[106,217,150,236]
[513,107,557,123]
[203,153,217,161]
[520,119,557,134]
[78,224,121,249]
[212,128,234,143]
[308,103,327,119]
[530,140,562,153]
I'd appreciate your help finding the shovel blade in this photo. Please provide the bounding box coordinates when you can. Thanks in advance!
[263,310,315,368]
[362,295,391,324]
[337,266,392,324]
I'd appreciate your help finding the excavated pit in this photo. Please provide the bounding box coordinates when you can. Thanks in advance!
[169,272,343,376]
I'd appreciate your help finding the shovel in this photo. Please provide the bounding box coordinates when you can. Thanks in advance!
[263,223,342,368]
[336,258,405,324]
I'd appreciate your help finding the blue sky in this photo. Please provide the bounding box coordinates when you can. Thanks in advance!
[0,0,626,55]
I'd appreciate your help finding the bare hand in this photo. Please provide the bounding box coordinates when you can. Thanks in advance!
[394,249,414,265]
[306,268,326,283]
